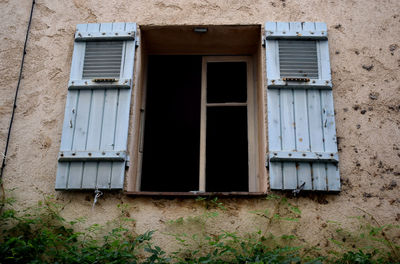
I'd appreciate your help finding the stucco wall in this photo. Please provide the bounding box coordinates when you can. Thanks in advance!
[0,0,399,251]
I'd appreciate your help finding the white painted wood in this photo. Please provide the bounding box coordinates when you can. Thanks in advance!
[56,22,137,190]
[307,89,327,190]
[68,90,92,188]
[321,90,340,191]
[293,89,312,190]
[280,89,297,189]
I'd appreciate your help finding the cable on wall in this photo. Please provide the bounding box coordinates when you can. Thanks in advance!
[0,0,36,197]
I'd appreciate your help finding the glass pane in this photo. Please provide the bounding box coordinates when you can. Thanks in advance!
[207,62,247,103]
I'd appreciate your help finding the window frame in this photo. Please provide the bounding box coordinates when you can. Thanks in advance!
[126,25,267,195]
[200,56,258,192]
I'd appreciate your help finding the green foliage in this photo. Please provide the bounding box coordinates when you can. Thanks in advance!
[0,194,399,264]
[0,197,170,264]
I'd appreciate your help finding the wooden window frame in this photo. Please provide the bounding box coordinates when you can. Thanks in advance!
[200,56,258,192]
[125,25,267,196]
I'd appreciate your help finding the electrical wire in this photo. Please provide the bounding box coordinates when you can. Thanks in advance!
[0,0,36,195]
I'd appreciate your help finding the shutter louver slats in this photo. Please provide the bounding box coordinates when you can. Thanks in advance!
[56,22,137,190]
[82,41,123,78]
[265,21,340,192]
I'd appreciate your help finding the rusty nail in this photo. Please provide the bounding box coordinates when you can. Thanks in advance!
[325,80,329,84]
[296,31,299,34]
[310,31,314,34]
[102,152,105,155]
[88,152,92,156]
[102,32,106,35]
[271,80,275,83]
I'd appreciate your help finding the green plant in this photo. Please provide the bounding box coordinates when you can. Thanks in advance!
[0,196,170,264]
[0,194,399,263]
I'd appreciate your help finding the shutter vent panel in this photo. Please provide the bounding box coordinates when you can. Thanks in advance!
[279,40,319,78]
[83,41,123,78]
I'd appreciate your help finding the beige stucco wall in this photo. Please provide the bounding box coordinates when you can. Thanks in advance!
[1,0,399,252]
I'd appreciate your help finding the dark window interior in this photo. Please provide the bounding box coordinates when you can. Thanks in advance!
[141,56,202,191]
[141,56,249,192]
[206,106,248,191]
[207,62,247,103]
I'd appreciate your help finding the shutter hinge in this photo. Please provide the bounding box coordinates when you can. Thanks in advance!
[262,34,266,47]
[125,155,130,168]
[135,35,140,47]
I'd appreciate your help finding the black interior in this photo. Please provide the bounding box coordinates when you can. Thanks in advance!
[207,62,247,103]
[141,56,202,191]
[141,56,249,192]
[206,106,249,192]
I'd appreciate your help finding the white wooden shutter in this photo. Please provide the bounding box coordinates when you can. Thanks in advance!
[265,22,340,191]
[55,23,137,190]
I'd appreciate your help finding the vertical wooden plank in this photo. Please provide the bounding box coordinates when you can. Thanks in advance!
[265,23,283,189]
[96,89,119,188]
[266,40,280,80]
[68,162,84,189]
[280,89,297,189]
[55,163,70,189]
[269,162,283,189]
[302,22,316,31]
[268,89,282,189]
[265,22,276,32]
[111,23,136,189]
[316,25,331,81]
[68,90,92,188]
[82,90,104,188]
[110,161,125,189]
[79,23,103,189]
[307,89,327,190]
[199,58,207,192]
[321,90,340,191]
[289,22,302,32]
[276,22,290,32]
[294,89,312,190]
[246,58,257,192]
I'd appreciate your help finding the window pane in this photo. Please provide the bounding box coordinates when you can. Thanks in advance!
[207,62,247,103]
[206,106,248,192]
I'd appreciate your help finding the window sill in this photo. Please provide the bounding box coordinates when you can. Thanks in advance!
[125,191,267,197]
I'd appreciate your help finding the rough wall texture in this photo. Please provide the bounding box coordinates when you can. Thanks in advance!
[0,0,399,252]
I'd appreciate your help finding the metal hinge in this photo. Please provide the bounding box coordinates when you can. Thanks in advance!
[125,155,130,168]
